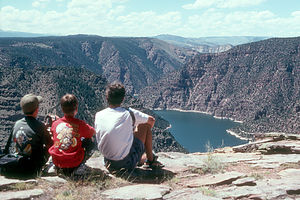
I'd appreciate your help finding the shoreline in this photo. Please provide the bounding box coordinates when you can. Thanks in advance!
[157,108,243,123]
[226,130,250,141]
[164,124,172,131]
[213,116,243,124]
[154,108,247,142]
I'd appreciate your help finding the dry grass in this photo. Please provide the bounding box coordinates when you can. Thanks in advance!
[198,186,217,197]
[35,170,130,200]
[7,182,37,191]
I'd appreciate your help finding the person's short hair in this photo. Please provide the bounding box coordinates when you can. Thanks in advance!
[20,94,43,115]
[106,82,126,106]
[60,94,78,116]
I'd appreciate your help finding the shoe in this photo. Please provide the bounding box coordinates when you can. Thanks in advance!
[144,154,164,169]
[73,163,91,176]
[43,162,57,175]
[48,165,57,174]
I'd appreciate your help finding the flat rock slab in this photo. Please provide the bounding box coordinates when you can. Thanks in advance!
[246,154,300,167]
[278,169,300,194]
[232,177,256,186]
[41,176,67,183]
[157,152,207,173]
[0,176,37,190]
[164,188,221,200]
[158,152,260,173]
[86,156,107,171]
[258,140,300,154]
[1,189,44,200]
[218,185,270,199]
[102,184,171,200]
[185,171,244,187]
[218,177,300,199]
[278,168,300,179]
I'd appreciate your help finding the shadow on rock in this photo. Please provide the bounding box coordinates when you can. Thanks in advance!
[56,166,109,182]
[108,167,175,184]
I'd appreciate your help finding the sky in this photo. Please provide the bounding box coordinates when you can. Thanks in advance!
[1,0,300,38]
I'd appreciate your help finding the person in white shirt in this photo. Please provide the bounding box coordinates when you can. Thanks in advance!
[95,82,163,171]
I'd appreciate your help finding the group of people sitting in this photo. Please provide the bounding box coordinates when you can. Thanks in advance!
[2,82,163,178]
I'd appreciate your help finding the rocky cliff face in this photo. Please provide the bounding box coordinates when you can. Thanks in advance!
[0,35,197,95]
[139,37,300,137]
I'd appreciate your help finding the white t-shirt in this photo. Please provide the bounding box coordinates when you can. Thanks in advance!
[95,107,149,160]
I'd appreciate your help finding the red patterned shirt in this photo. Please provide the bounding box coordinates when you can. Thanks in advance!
[49,116,95,168]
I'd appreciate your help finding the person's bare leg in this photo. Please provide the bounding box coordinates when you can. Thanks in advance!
[134,123,154,162]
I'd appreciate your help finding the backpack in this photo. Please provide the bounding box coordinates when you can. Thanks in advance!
[0,130,28,175]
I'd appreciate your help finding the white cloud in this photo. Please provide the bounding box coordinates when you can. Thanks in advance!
[182,0,266,10]
[108,5,125,19]
[32,0,50,9]
[291,11,300,17]
[182,0,215,10]
[219,0,267,8]
[116,11,182,36]
[1,0,299,37]
[179,9,300,37]
[1,0,130,35]
[1,6,44,32]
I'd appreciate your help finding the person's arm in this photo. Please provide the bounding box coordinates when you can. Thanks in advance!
[81,120,96,139]
[43,125,53,150]
[146,116,155,128]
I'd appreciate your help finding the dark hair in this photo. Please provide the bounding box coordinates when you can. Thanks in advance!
[24,110,35,115]
[60,94,78,115]
[106,82,125,106]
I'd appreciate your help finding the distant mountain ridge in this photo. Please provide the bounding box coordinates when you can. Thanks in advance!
[0,30,48,37]
[139,37,300,137]
[0,30,268,54]
[154,34,269,53]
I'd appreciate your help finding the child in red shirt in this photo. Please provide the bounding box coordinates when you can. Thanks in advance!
[48,94,95,174]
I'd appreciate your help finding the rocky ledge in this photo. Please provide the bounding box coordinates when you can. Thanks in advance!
[1,132,300,200]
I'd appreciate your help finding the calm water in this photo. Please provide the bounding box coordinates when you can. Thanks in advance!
[154,110,247,153]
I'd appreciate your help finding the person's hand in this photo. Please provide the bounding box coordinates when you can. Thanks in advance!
[147,116,155,128]
[45,114,60,130]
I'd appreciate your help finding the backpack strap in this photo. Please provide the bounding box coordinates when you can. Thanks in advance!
[3,129,14,154]
[125,107,135,127]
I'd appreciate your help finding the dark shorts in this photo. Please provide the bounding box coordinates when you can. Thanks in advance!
[104,137,145,171]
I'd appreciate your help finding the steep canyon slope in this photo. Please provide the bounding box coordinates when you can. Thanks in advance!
[139,37,300,137]
[0,35,197,95]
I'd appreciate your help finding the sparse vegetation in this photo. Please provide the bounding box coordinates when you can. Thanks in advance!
[250,172,264,180]
[167,177,180,188]
[199,186,217,197]
[189,142,224,175]
[8,182,36,191]
[205,141,214,153]
[202,141,224,174]
[202,154,224,174]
